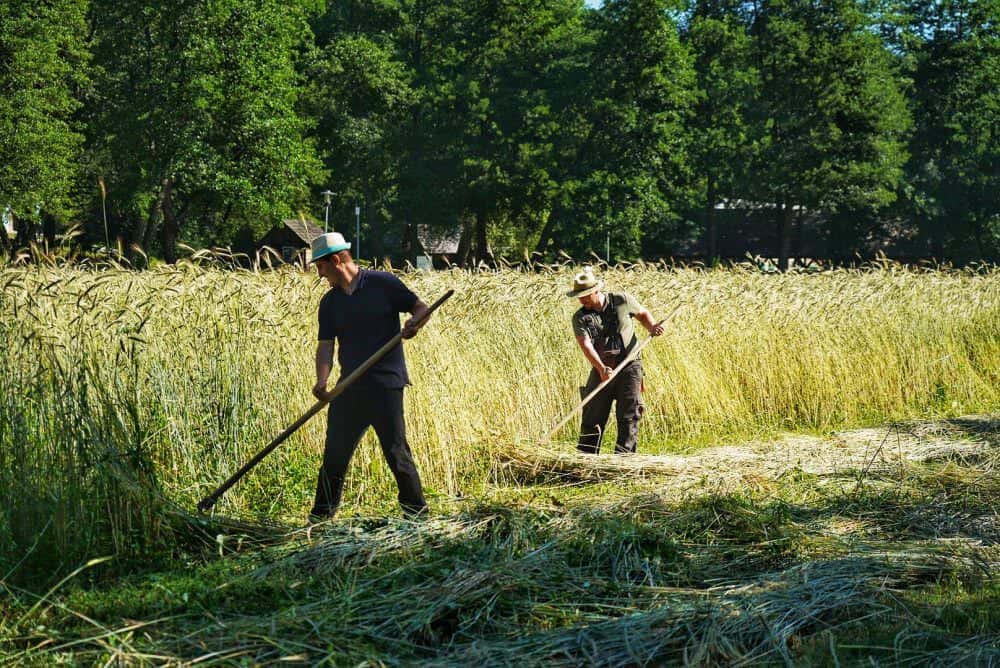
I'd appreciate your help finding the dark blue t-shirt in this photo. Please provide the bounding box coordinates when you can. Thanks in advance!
[318,270,418,388]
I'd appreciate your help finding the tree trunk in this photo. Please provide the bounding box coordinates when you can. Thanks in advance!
[778,200,793,272]
[41,212,57,251]
[160,179,178,264]
[134,177,171,262]
[792,207,806,265]
[403,222,420,263]
[473,206,492,266]
[534,204,562,257]
[14,215,33,253]
[218,202,234,241]
[456,215,474,267]
[705,174,718,262]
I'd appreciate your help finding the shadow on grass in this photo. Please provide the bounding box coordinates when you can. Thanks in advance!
[6,418,998,665]
[944,415,1000,447]
[7,487,994,666]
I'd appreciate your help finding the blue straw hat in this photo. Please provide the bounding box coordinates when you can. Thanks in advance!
[309,232,351,263]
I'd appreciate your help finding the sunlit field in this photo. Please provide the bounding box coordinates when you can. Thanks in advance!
[2,262,998,664]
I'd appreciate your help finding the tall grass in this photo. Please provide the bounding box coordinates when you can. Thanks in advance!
[1,262,997,578]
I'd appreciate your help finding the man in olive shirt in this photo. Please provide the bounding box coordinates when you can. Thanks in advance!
[567,268,663,454]
[308,232,432,520]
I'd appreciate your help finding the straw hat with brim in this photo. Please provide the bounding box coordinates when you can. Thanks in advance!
[309,232,351,263]
[566,269,603,298]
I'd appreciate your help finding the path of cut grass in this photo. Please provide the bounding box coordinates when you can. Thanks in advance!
[2,415,996,665]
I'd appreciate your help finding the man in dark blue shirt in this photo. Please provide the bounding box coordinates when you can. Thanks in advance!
[308,232,432,521]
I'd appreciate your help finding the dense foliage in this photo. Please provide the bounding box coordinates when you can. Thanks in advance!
[0,0,997,263]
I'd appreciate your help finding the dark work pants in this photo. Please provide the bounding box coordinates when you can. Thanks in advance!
[577,361,644,455]
[311,383,426,518]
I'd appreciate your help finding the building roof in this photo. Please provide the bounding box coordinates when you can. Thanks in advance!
[416,225,461,255]
[282,218,324,244]
[714,199,808,212]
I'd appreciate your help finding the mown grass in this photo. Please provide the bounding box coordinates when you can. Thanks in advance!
[0,260,997,663]
[2,440,997,665]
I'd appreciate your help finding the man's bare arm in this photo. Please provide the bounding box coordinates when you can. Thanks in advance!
[576,335,613,381]
[313,340,335,400]
[634,309,664,336]
[402,299,430,339]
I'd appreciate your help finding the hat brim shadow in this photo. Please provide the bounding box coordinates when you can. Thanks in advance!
[308,245,351,264]
[565,283,603,298]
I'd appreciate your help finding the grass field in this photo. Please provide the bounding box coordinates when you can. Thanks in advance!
[1,262,998,664]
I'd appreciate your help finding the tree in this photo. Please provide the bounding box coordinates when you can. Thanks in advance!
[541,0,697,260]
[906,0,1000,261]
[394,0,588,265]
[685,0,758,262]
[87,0,324,262]
[746,0,911,270]
[0,0,90,250]
[304,31,416,260]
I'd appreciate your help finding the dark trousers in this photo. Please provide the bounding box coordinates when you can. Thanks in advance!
[311,383,426,518]
[577,361,644,455]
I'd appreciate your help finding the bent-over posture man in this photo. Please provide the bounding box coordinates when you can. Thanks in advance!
[567,268,663,454]
[308,232,432,520]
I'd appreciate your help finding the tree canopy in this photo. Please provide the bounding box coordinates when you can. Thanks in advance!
[0,0,89,232]
[0,0,996,264]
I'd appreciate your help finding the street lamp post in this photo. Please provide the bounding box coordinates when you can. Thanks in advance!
[355,202,361,259]
[606,205,611,264]
[321,190,335,232]
[98,177,109,250]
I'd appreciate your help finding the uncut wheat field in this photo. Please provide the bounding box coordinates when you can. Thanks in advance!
[2,261,998,665]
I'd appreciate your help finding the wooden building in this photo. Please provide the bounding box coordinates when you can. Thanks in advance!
[409,224,461,269]
[257,218,324,265]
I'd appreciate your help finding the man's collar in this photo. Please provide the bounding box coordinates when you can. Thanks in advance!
[341,267,364,295]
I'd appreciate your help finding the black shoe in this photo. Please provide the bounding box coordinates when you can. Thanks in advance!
[402,505,429,521]
[308,509,336,524]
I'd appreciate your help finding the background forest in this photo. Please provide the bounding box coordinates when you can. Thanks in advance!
[1,0,998,268]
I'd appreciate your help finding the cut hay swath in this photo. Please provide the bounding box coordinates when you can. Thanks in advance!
[508,414,1000,488]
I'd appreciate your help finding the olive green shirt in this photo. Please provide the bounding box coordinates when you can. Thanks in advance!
[572,292,643,359]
